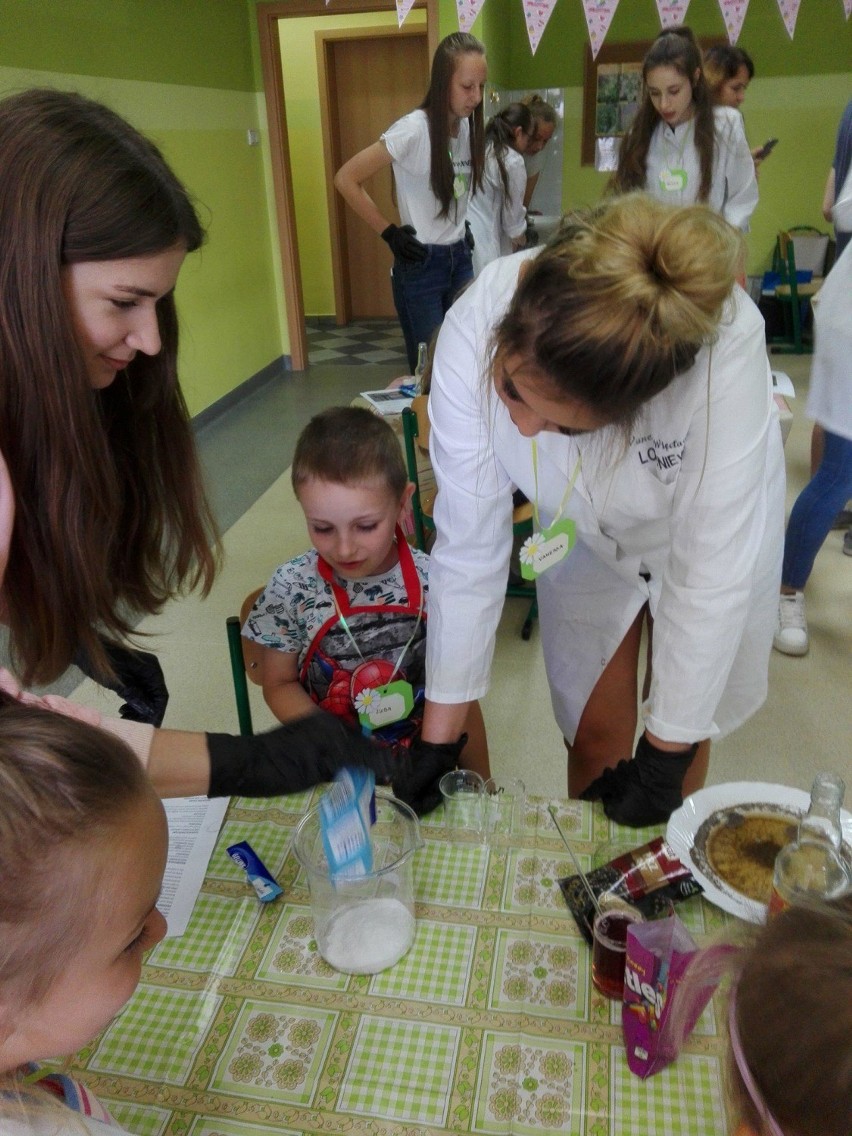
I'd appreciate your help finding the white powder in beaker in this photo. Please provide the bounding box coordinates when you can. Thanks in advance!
[320,897,415,974]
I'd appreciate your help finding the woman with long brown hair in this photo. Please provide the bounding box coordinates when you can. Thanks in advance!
[467,101,533,275]
[0,89,459,813]
[611,27,757,230]
[334,32,487,373]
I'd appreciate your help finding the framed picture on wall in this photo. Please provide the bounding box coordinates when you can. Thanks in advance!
[582,41,651,169]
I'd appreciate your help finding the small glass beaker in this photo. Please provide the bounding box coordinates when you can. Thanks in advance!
[483,777,526,842]
[439,769,485,836]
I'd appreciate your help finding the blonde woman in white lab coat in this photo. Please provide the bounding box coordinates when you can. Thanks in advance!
[420,194,784,827]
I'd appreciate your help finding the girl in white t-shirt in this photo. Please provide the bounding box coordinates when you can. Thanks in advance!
[611,27,758,231]
[468,102,533,276]
[334,32,486,373]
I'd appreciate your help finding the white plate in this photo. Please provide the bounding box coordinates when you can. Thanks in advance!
[666,781,852,923]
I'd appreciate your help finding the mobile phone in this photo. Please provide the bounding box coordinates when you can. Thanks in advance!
[756,137,779,160]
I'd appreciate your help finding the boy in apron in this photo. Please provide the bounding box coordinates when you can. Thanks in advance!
[242,407,488,778]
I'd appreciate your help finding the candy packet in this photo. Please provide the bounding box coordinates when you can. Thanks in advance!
[558,837,703,944]
[622,913,719,1078]
[319,767,377,881]
[226,840,283,903]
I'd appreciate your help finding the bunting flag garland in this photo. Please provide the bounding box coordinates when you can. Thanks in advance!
[581,0,621,60]
[521,0,559,55]
[456,0,488,31]
[716,0,751,43]
[776,0,802,36]
[655,0,692,28]
[396,0,416,27]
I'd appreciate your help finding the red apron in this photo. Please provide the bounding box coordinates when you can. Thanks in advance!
[300,529,426,745]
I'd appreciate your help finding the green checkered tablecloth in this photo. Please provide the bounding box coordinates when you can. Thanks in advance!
[67,793,739,1135]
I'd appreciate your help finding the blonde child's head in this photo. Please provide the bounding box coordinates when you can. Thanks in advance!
[291,407,413,581]
[0,699,168,1076]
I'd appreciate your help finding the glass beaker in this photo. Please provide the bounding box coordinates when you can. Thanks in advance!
[293,789,423,974]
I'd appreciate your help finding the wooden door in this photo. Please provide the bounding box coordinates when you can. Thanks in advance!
[323,31,428,320]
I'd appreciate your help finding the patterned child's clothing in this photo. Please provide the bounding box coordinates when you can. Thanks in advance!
[243,538,428,744]
[23,1066,116,1124]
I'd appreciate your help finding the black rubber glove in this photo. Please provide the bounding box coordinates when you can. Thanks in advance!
[381,223,428,264]
[396,734,468,816]
[206,712,464,817]
[74,635,169,727]
[464,220,475,251]
[579,735,698,827]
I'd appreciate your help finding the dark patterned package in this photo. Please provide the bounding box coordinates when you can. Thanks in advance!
[557,837,703,944]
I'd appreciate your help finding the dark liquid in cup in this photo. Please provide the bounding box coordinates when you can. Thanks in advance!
[592,910,641,1000]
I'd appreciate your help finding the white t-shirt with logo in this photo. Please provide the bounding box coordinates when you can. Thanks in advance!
[381,109,472,245]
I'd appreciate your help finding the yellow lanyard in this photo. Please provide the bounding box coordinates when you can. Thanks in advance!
[530,440,582,533]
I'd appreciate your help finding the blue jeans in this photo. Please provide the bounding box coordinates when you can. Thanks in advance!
[391,239,473,373]
[781,428,852,589]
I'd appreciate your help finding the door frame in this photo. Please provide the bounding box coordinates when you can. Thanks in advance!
[257,0,439,370]
[316,24,428,325]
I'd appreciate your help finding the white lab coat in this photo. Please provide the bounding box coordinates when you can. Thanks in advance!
[425,251,785,744]
[468,144,527,276]
[806,241,852,442]
[644,105,758,231]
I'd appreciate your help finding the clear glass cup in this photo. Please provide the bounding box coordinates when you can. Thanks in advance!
[483,777,526,841]
[439,769,485,836]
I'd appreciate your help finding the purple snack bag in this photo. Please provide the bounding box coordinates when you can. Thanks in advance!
[622,914,717,1078]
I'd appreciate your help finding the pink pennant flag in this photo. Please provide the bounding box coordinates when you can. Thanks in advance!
[456,0,488,31]
[775,0,801,37]
[845,0,852,19]
[716,0,750,43]
[396,0,416,26]
[522,0,559,55]
[655,0,691,28]
[581,0,621,60]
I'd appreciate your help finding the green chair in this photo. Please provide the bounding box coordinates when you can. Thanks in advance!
[767,229,823,355]
[402,396,538,640]
[226,587,264,736]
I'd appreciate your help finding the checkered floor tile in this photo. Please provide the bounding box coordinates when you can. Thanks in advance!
[306,319,408,367]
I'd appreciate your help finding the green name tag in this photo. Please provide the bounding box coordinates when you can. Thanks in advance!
[659,166,687,192]
[519,518,576,580]
[356,680,414,730]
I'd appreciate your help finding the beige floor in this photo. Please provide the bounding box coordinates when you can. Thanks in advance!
[68,354,851,800]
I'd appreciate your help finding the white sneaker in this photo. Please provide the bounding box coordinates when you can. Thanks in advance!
[773,591,809,656]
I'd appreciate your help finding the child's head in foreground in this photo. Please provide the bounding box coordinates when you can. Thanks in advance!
[291,407,413,581]
[726,895,851,1136]
[679,895,852,1136]
[0,699,168,1078]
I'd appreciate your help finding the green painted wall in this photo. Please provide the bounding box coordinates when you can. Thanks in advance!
[0,0,255,89]
[469,0,852,274]
[279,9,427,316]
[0,2,283,417]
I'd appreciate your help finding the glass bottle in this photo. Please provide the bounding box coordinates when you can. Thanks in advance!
[769,772,851,915]
[413,342,428,395]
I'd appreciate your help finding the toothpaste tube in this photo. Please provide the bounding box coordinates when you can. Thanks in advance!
[227,840,283,902]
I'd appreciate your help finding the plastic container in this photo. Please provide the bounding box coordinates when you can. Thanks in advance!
[293,789,423,974]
